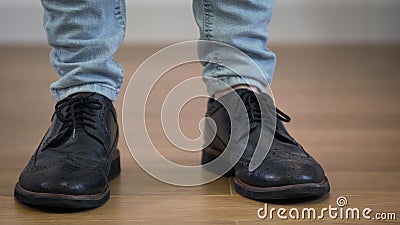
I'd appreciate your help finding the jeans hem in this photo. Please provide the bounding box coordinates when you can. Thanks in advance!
[51,83,119,102]
[205,75,268,96]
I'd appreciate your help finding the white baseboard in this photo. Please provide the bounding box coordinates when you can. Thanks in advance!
[0,1,399,44]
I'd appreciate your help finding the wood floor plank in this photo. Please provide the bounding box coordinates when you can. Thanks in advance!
[1,194,399,223]
[0,220,234,225]
[0,45,399,224]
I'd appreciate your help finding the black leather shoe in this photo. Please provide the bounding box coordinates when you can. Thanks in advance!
[202,89,330,200]
[14,92,120,208]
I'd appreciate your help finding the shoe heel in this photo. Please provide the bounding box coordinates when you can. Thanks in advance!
[108,149,121,181]
[202,147,235,177]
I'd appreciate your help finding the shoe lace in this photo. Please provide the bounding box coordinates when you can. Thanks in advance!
[55,93,103,139]
[242,91,291,124]
[276,108,291,123]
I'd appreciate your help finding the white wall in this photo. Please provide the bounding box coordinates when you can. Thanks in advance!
[0,0,399,44]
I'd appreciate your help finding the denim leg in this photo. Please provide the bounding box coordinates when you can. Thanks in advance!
[192,0,276,95]
[41,0,126,102]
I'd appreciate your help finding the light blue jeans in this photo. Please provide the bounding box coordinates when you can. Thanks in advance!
[42,0,276,102]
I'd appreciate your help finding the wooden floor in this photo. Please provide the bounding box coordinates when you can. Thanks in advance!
[0,44,399,224]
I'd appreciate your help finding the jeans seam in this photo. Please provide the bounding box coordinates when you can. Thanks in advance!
[202,0,213,39]
[114,0,126,29]
[214,48,224,71]
[52,49,62,75]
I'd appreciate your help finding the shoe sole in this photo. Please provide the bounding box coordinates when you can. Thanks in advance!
[234,176,330,200]
[14,149,121,209]
[202,147,330,200]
